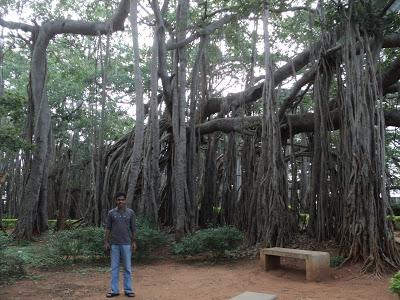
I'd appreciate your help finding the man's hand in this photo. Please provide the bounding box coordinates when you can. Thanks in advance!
[131,241,137,252]
[104,241,110,252]
[104,229,111,253]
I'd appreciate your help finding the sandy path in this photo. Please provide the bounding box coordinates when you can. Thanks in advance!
[1,258,395,300]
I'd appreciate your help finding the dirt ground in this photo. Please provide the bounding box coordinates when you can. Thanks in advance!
[0,257,395,300]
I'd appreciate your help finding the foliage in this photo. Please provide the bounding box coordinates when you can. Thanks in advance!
[0,232,26,283]
[135,218,169,258]
[1,219,169,263]
[0,231,10,251]
[0,91,29,154]
[330,255,345,267]
[387,215,400,231]
[1,219,76,229]
[48,227,105,260]
[1,218,17,229]
[48,219,77,229]
[298,213,310,231]
[299,213,309,225]
[48,222,168,261]
[391,204,400,216]
[4,241,62,269]
[390,271,400,296]
[1,228,104,269]
[172,226,244,258]
[0,251,26,283]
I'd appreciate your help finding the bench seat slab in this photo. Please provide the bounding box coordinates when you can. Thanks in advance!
[260,247,330,282]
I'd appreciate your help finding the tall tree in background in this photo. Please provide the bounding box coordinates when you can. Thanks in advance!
[126,0,145,211]
[249,0,294,245]
[337,1,400,274]
[0,0,130,239]
[172,0,191,239]
[1,0,400,274]
[140,29,161,221]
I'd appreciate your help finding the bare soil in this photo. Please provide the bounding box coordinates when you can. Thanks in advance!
[0,257,395,300]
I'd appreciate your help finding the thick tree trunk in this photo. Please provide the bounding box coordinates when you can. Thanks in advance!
[172,0,191,240]
[0,169,5,229]
[13,29,51,239]
[141,31,161,222]
[338,10,400,273]
[56,149,72,231]
[0,29,3,98]
[0,31,4,228]
[126,0,145,211]
[236,20,258,233]
[221,132,237,225]
[36,130,51,232]
[198,134,218,226]
[252,1,294,246]
[187,36,207,229]
[96,35,110,225]
[5,0,130,239]
[308,29,335,241]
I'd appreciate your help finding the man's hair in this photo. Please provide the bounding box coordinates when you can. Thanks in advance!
[115,191,127,199]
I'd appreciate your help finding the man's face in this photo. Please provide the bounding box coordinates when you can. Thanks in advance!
[116,196,126,209]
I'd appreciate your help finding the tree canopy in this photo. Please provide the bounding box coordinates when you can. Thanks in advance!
[1,0,400,274]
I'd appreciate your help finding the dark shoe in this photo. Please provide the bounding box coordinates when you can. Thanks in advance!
[106,292,120,298]
[125,292,135,297]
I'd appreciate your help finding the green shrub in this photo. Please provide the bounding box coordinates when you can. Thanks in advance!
[135,219,168,258]
[390,271,400,296]
[48,227,105,260]
[49,219,77,229]
[1,218,17,229]
[77,227,105,256]
[49,223,168,261]
[0,219,169,272]
[0,219,77,230]
[391,204,400,216]
[330,255,345,267]
[0,232,25,283]
[299,213,309,230]
[0,252,26,283]
[172,226,244,258]
[136,217,155,229]
[0,232,10,251]
[48,219,56,228]
[387,215,400,230]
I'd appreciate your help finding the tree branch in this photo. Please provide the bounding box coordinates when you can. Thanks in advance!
[0,18,35,32]
[45,0,130,37]
[382,56,400,93]
[204,6,239,19]
[166,14,237,50]
[202,34,400,119]
[278,66,317,119]
[385,82,400,94]
[202,44,318,118]
[196,109,400,137]
[271,6,316,14]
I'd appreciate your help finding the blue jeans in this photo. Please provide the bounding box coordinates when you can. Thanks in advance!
[110,244,133,294]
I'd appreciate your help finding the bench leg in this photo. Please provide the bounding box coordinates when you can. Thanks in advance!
[306,255,330,281]
[261,254,281,271]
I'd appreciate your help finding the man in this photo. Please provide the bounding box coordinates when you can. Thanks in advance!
[105,192,137,298]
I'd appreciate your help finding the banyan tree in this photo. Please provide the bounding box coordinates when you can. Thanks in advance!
[1,0,400,273]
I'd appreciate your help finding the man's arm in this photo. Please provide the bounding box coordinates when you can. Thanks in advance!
[104,228,111,251]
[104,211,112,251]
[131,212,137,252]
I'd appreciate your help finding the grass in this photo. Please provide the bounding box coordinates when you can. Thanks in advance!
[0,219,77,230]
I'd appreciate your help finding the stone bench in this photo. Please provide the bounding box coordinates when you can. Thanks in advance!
[260,247,330,281]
